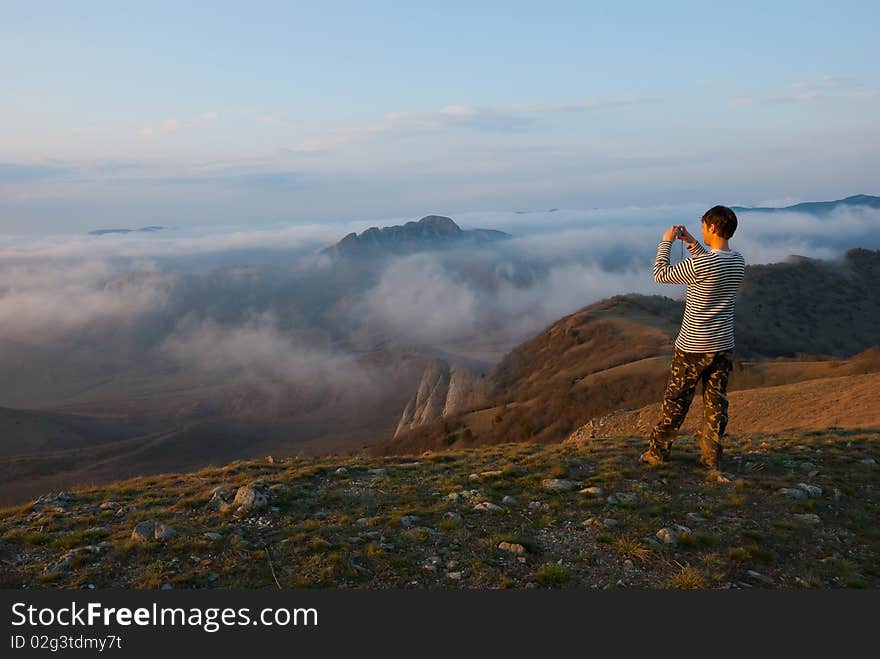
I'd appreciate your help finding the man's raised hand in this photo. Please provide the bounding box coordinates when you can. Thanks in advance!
[678,226,697,245]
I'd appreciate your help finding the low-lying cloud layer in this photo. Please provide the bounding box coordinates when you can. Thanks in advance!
[156,310,377,398]
[0,200,877,408]
[0,259,172,343]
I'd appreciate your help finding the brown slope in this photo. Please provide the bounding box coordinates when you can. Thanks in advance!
[0,413,399,507]
[369,295,683,455]
[373,248,880,456]
[566,371,880,444]
[0,406,169,459]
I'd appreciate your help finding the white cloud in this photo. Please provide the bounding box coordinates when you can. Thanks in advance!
[512,96,654,112]
[0,223,345,262]
[287,95,652,154]
[355,254,479,344]
[0,259,171,342]
[156,310,377,395]
[788,75,859,90]
[140,111,220,138]
[727,75,878,105]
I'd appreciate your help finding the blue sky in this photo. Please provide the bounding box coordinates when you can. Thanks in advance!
[1,0,878,235]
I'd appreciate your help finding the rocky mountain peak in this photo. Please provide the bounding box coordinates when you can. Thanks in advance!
[322,215,510,259]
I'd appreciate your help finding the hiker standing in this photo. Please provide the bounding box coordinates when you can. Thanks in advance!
[641,205,745,480]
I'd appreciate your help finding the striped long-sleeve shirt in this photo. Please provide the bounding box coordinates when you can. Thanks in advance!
[653,240,745,352]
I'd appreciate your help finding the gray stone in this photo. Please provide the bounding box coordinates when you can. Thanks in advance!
[232,485,269,512]
[33,492,75,510]
[154,523,176,540]
[686,512,707,523]
[796,483,822,498]
[747,570,775,585]
[422,556,442,570]
[447,489,480,502]
[792,513,821,525]
[498,541,526,555]
[859,457,876,465]
[131,521,156,543]
[473,501,503,512]
[578,486,604,497]
[132,520,176,542]
[204,532,222,541]
[778,488,808,500]
[399,515,419,526]
[542,478,576,492]
[607,492,637,506]
[206,487,234,512]
[502,495,518,505]
[656,528,679,545]
[44,556,73,574]
[473,470,503,480]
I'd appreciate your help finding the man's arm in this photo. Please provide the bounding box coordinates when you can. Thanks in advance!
[686,240,708,256]
[653,240,704,284]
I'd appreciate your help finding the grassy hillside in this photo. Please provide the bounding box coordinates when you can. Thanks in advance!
[374,296,880,456]
[1,428,876,589]
[736,248,880,357]
[381,249,880,455]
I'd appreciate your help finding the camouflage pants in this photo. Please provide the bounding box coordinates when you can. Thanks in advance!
[647,346,734,468]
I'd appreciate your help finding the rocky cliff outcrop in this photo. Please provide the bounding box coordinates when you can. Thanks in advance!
[394,359,490,437]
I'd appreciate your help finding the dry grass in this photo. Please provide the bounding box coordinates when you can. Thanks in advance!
[0,428,876,590]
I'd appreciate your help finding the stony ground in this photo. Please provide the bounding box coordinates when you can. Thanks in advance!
[0,429,877,589]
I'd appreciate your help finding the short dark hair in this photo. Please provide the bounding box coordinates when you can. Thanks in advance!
[701,205,737,239]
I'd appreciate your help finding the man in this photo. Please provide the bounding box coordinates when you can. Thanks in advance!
[641,205,745,481]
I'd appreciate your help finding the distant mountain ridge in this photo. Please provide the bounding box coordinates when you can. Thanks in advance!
[321,215,511,259]
[732,194,879,215]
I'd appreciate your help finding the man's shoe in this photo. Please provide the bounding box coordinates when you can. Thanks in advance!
[705,469,732,484]
[639,449,667,466]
